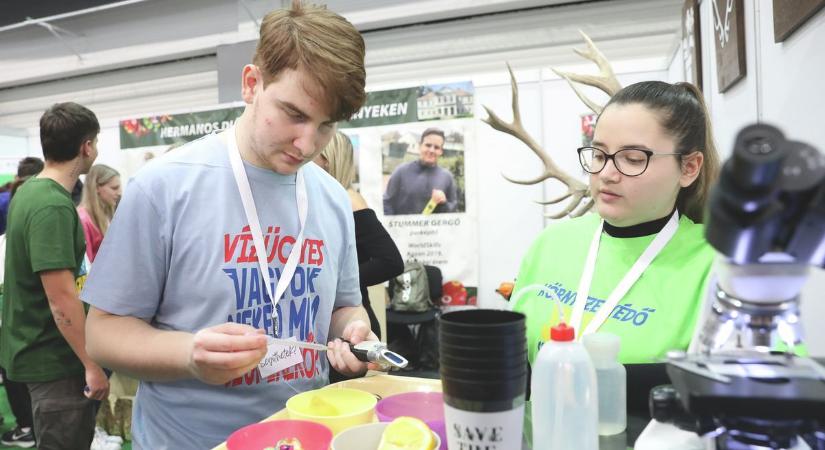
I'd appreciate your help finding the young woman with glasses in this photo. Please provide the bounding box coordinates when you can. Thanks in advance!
[511,80,721,365]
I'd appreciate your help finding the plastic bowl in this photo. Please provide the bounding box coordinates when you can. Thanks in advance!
[375,392,446,450]
[331,422,441,450]
[286,387,377,435]
[226,419,333,450]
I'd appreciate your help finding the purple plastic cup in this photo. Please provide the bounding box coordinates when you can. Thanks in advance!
[375,392,446,450]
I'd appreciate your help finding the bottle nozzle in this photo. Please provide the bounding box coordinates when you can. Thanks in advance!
[550,322,575,341]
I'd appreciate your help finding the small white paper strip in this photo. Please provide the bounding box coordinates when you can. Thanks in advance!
[258,336,304,378]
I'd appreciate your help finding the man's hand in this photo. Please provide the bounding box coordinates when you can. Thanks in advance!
[431,189,447,205]
[186,323,268,385]
[327,320,379,377]
[83,364,110,400]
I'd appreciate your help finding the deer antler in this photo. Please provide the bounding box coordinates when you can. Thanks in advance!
[552,30,621,114]
[537,195,595,219]
[482,64,590,218]
[481,31,620,218]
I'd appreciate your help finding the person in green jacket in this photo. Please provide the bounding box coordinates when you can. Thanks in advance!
[512,81,721,365]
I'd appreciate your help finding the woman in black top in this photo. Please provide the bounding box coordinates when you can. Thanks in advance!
[315,132,404,340]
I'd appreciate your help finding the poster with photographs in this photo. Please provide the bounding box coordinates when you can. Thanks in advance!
[341,82,478,300]
[114,84,480,299]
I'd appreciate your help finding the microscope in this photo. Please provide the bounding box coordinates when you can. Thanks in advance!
[651,124,825,450]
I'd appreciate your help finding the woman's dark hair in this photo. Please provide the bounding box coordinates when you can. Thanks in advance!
[602,81,720,223]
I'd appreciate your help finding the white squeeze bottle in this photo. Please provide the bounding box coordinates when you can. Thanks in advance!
[583,332,627,436]
[531,320,598,450]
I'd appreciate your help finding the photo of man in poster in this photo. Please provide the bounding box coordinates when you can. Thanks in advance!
[382,127,459,215]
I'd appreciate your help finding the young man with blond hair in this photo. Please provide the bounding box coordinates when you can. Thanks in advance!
[82,2,372,448]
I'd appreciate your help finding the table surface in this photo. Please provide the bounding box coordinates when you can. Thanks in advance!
[214,373,641,450]
[214,373,441,450]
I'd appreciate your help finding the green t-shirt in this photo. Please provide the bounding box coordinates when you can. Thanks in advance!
[512,213,715,365]
[0,177,87,382]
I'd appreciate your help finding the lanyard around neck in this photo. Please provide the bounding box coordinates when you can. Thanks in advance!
[226,126,307,337]
[568,210,679,340]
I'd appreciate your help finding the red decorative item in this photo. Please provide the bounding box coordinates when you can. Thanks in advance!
[441,281,468,306]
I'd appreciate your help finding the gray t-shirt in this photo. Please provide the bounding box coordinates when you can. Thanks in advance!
[81,133,361,450]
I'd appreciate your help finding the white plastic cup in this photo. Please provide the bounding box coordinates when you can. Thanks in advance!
[583,332,627,436]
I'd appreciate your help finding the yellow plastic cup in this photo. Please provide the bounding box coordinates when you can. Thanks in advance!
[286,388,377,435]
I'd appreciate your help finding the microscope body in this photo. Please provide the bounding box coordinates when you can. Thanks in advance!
[651,124,825,450]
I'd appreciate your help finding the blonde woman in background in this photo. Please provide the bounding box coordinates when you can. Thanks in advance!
[78,164,122,263]
[78,165,131,450]
[316,132,404,345]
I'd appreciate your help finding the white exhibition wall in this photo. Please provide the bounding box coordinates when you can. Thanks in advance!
[755,2,825,356]
[0,131,29,178]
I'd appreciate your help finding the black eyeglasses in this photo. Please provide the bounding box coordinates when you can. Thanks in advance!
[577,146,683,177]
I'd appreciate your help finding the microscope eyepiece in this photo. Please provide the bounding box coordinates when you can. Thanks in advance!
[705,123,825,264]
[729,124,786,192]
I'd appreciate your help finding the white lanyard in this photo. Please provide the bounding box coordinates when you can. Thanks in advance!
[569,210,679,339]
[226,126,307,337]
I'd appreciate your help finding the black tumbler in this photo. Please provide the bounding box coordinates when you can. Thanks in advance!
[438,309,527,450]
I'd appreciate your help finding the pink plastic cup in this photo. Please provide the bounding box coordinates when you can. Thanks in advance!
[375,391,446,450]
[226,419,333,450]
